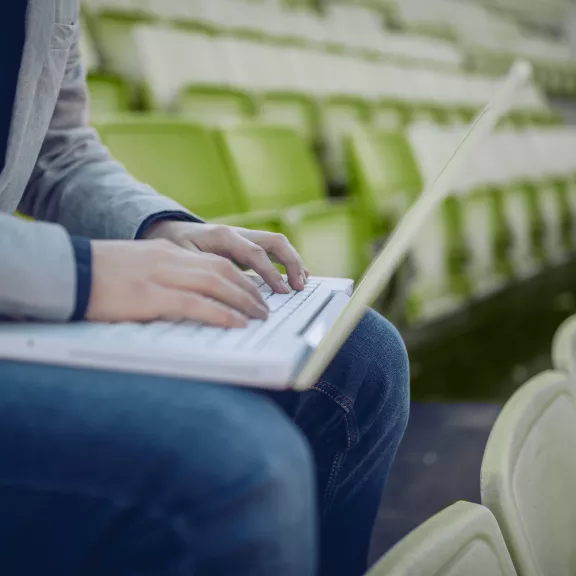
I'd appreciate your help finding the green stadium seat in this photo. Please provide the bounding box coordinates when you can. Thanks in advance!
[346,129,422,236]
[217,124,325,212]
[367,501,518,576]
[482,370,576,576]
[283,199,369,279]
[217,124,370,278]
[94,118,279,231]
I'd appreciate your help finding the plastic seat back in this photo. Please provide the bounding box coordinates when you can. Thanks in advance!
[346,129,422,229]
[482,370,576,576]
[217,124,324,212]
[96,119,242,219]
[283,201,368,279]
[368,501,517,576]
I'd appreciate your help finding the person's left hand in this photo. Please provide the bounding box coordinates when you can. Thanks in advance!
[143,221,309,293]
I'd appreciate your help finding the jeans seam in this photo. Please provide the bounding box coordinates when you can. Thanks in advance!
[322,451,345,517]
[313,379,358,448]
[313,379,360,516]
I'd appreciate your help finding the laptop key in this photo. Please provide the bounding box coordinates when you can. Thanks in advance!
[265,292,297,312]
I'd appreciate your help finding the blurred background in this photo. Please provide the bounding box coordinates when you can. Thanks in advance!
[79,0,576,566]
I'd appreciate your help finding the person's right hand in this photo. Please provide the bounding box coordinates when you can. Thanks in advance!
[86,239,270,327]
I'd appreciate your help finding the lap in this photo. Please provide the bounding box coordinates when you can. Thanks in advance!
[0,360,309,510]
[0,309,405,498]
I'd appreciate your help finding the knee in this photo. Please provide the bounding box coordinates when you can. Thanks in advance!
[348,309,410,439]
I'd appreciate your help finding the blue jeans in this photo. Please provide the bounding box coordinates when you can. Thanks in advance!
[0,310,409,576]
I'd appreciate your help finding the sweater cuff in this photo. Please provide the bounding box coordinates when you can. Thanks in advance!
[70,236,92,321]
[135,211,202,240]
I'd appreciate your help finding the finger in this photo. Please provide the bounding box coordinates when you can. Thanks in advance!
[219,236,292,294]
[158,267,268,320]
[183,245,268,306]
[258,233,306,290]
[157,286,249,328]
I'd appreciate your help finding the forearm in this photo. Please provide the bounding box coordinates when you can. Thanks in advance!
[0,213,77,320]
[20,128,197,240]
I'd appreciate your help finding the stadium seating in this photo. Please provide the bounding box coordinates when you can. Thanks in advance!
[344,121,576,323]
[95,118,278,228]
[81,0,576,325]
[367,501,518,576]
[481,370,576,576]
[81,0,558,183]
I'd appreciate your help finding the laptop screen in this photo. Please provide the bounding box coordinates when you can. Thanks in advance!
[296,60,533,390]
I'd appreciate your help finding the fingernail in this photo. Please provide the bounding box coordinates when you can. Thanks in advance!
[281,281,291,293]
[300,273,307,286]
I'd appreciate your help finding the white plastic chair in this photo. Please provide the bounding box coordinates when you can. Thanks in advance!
[367,501,518,576]
[133,26,232,107]
[481,370,576,576]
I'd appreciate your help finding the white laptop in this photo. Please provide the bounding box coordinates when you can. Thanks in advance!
[0,62,531,391]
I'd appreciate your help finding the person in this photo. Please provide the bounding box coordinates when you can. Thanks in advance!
[0,2,410,575]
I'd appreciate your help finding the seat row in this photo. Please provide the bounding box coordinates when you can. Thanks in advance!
[83,0,576,96]
[92,114,576,325]
[363,125,576,322]
[81,20,558,185]
[378,0,576,94]
[82,0,463,69]
[366,363,576,576]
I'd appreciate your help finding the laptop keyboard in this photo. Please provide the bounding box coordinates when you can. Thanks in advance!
[198,277,322,350]
[1,278,323,352]
[107,277,322,351]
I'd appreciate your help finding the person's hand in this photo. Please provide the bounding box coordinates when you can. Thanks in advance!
[86,239,271,327]
[143,221,309,293]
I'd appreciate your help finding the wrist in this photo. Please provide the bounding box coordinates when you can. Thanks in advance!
[136,211,203,240]
[141,219,175,240]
